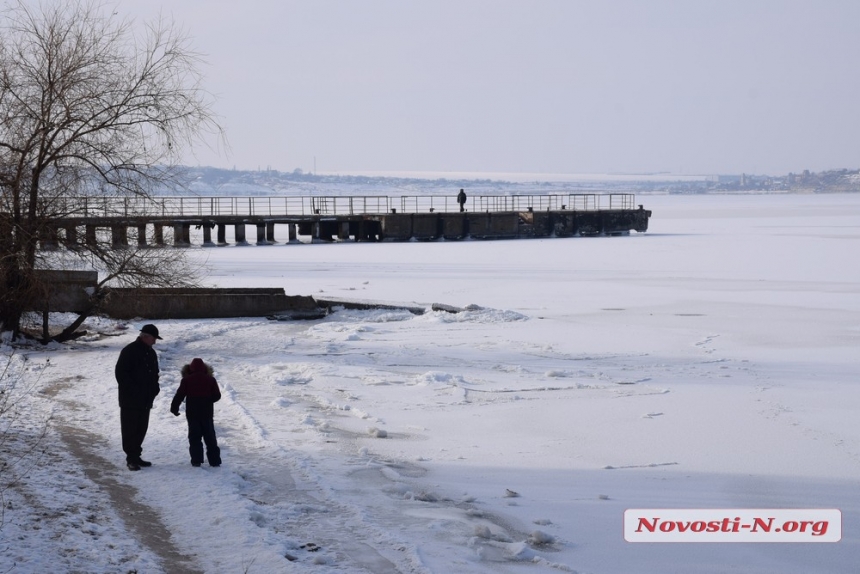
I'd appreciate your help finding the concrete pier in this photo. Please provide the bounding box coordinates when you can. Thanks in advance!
[17,193,651,249]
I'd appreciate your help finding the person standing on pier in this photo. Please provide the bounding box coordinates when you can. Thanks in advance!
[115,324,162,471]
[457,189,467,212]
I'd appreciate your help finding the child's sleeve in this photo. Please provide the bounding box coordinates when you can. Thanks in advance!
[170,381,186,415]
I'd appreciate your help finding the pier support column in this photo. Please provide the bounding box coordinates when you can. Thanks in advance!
[136,224,148,247]
[255,223,270,245]
[85,225,97,247]
[287,223,298,243]
[202,224,214,246]
[266,222,277,244]
[64,225,79,249]
[235,223,248,245]
[173,223,190,247]
[338,222,350,241]
[41,226,60,250]
[111,225,128,248]
[217,224,227,245]
[153,224,165,246]
[314,221,336,242]
[356,220,375,242]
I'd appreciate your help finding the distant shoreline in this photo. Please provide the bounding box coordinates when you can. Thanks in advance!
[313,170,714,183]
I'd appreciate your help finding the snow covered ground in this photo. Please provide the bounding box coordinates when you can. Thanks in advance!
[2,192,859,573]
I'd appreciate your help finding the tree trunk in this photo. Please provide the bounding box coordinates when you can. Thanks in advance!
[51,288,109,343]
[0,264,27,337]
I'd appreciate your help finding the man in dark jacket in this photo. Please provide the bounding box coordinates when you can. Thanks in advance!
[171,358,222,467]
[457,188,467,212]
[115,324,162,471]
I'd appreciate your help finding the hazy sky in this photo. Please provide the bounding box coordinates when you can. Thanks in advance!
[119,0,860,176]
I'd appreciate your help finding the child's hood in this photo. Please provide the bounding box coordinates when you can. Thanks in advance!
[181,358,213,377]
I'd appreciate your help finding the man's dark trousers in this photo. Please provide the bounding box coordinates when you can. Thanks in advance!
[121,407,151,463]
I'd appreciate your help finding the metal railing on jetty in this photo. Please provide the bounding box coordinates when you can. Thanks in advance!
[50,193,637,219]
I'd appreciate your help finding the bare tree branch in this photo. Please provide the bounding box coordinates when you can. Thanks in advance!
[1,0,223,338]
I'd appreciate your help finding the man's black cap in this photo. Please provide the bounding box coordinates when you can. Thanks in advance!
[140,324,163,340]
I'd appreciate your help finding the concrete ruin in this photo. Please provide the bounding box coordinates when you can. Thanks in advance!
[31,273,423,320]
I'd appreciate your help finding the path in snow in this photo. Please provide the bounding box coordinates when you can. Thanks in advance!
[43,377,202,574]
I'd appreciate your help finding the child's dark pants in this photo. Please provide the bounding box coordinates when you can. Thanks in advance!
[187,416,221,466]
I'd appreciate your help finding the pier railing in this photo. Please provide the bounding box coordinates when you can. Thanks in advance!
[43,193,636,219]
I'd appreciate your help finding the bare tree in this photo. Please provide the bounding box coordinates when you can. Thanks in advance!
[0,0,221,340]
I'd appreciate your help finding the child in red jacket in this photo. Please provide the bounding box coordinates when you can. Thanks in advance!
[171,358,222,467]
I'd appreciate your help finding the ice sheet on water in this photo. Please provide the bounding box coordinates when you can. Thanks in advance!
[412,371,468,387]
[322,307,416,323]
[421,304,529,324]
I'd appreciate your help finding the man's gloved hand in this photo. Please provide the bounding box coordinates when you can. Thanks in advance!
[170,408,180,417]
